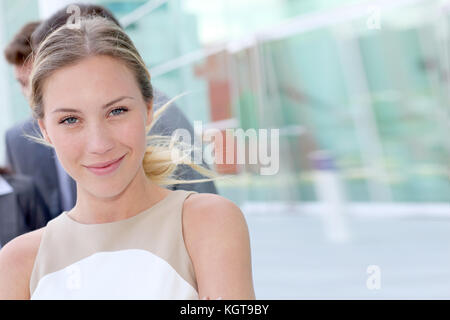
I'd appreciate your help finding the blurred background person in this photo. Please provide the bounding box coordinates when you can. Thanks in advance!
[4,3,217,221]
[0,166,49,248]
[3,21,38,98]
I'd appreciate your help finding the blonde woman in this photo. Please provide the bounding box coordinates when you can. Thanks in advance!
[0,16,255,300]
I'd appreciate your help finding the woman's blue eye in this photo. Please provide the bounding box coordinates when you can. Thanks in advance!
[60,117,77,125]
[110,107,128,116]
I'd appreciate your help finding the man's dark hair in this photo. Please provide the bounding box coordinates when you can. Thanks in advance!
[4,21,41,65]
[31,3,121,50]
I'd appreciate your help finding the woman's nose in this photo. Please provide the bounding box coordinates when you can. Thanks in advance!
[86,123,115,155]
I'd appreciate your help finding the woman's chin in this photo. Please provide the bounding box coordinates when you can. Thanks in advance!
[82,181,128,200]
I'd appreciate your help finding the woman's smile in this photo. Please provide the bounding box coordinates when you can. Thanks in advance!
[84,154,126,176]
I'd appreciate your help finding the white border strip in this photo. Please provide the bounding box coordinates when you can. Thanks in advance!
[241,202,450,218]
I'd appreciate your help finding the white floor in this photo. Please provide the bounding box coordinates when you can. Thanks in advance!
[244,212,450,299]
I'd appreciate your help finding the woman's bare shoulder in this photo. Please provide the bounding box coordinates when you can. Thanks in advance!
[182,192,248,246]
[183,192,242,215]
[0,227,45,299]
[182,193,255,299]
[183,192,248,233]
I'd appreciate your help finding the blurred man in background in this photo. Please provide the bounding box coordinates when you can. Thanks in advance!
[0,166,49,248]
[1,21,52,243]
[3,21,39,98]
[3,3,217,221]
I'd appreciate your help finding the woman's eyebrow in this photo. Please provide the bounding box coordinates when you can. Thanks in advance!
[102,95,134,109]
[51,96,135,114]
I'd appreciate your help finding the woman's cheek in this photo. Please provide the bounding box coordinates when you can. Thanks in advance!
[121,120,146,153]
[54,132,84,174]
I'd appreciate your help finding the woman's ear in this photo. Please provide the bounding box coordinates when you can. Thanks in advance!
[37,119,52,145]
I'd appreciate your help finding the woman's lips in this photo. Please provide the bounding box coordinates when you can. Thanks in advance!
[85,155,125,176]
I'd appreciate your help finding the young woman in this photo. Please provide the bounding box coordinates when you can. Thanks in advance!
[0,16,255,300]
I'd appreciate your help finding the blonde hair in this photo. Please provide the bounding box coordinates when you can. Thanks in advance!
[28,16,219,186]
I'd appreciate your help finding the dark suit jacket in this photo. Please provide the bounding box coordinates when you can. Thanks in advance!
[0,174,50,247]
[5,90,217,219]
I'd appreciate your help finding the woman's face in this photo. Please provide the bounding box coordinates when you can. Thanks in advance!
[38,55,152,199]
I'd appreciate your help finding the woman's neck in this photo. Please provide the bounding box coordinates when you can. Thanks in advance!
[69,168,169,224]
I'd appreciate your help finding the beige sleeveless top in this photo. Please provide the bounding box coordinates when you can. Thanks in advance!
[29,190,199,299]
